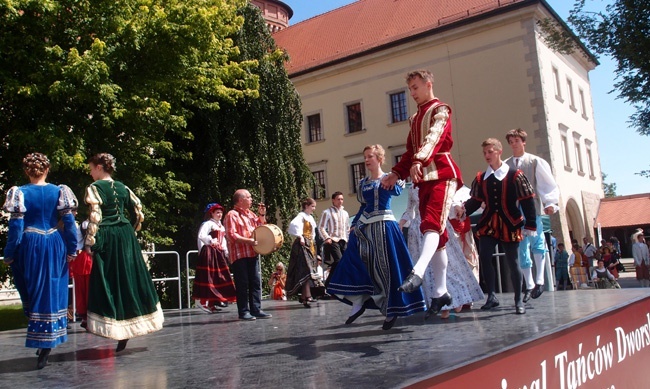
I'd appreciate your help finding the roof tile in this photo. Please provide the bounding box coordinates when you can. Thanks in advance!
[273,0,526,74]
[596,193,650,228]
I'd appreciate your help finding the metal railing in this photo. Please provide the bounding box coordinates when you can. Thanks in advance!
[1,250,183,313]
[144,250,183,310]
[185,250,199,309]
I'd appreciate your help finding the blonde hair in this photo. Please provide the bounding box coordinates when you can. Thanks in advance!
[406,69,434,84]
[481,138,503,151]
[363,144,385,164]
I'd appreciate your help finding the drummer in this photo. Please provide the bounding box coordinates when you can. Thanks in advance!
[224,189,273,321]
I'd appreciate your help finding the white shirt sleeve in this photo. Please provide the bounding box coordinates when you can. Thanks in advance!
[400,187,417,227]
[197,221,214,250]
[288,212,305,237]
[534,157,560,210]
[75,222,84,251]
[318,209,331,241]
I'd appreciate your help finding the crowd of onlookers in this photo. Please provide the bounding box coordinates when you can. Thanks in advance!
[552,230,650,290]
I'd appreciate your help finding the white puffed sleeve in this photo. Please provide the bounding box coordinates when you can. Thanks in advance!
[2,186,26,216]
[57,184,79,213]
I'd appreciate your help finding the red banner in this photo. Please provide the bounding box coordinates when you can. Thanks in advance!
[409,297,650,388]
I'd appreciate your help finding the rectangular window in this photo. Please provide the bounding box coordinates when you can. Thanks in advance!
[389,91,408,123]
[312,170,326,200]
[578,88,588,118]
[585,144,595,178]
[350,162,366,193]
[307,114,323,143]
[552,66,562,101]
[561,133,570,168]
[346,102,363,134]
[574,139,584,173]
[567,78,576,110]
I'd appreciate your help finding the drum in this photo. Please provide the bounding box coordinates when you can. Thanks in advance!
[253,224,284,255]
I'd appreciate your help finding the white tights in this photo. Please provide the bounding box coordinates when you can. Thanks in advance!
[412,232,448,297]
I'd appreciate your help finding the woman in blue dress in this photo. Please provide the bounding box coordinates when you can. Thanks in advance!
[327,145,426,330]
[2,153,78,369]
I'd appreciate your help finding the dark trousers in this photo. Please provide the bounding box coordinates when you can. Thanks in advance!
[231,256,262,316]
[479,236,522,304]
[323,240,346,287]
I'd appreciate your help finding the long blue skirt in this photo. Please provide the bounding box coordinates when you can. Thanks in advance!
[327,220,426,317]
[11,229,68,349]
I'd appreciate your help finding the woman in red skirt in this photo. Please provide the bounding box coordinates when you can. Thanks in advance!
[193,203,237,313]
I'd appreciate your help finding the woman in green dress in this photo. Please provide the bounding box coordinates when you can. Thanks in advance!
[84,153,164,352]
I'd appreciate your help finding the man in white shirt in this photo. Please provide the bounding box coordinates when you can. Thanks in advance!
[632,229,650,287]
[318,191,350,285]
[505,128,560,301]
[582,236,599,274]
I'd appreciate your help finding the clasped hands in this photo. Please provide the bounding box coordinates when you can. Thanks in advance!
[452,204,466,221]
[522,229,538,238]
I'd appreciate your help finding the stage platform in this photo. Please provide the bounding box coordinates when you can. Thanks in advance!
[1,287,649,388]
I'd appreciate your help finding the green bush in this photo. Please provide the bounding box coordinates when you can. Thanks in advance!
[0,304,28,331]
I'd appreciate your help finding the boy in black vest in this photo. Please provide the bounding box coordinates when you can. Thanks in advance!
[455,138,537,314]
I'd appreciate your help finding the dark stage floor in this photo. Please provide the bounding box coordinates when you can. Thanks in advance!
[1,287,649,389]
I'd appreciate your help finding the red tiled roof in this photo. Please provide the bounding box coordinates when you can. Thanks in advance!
[273,0,527,75]
[596,193,650,228]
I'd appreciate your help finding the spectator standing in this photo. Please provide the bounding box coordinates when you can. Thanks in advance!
[582,237,599,275]
[554,243,571,290]
[268,262,287,300]
[632,229,650,287]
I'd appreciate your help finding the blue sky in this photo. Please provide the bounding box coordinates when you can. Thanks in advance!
[284,0,649,196]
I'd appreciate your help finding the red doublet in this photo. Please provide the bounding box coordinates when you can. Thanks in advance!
[392,98,462,245]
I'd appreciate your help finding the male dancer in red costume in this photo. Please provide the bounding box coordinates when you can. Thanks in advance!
[381,69,462,317]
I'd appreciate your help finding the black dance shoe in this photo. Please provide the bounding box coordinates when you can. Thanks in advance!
[398,271,422,293]
[116,339,128,352]
[36,348,51,369]
[531,284,544,299]
[382,316,398,330]
[425,293,453,320]
[303,300,312,308]
[515,304,526,314]
[480,294,500,310]
[345,306,366,324]
[522,289,532,303]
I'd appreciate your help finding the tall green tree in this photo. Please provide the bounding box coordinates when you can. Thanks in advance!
[540,1,650,137]
[170,5,313,301]
[0,0,257,248]
[602,173,617,198]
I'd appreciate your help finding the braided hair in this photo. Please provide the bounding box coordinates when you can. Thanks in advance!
[22,152,50,178]
[88,153,117,174]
